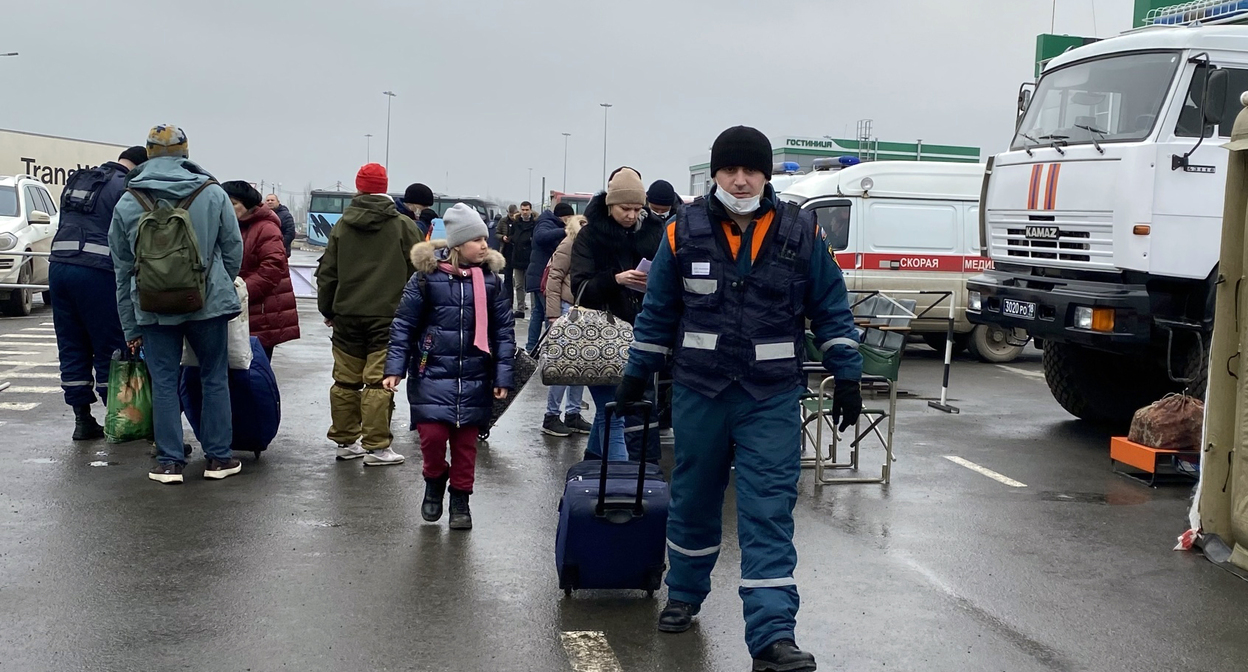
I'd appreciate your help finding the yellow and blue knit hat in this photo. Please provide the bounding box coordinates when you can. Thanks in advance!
[146,124,189,159]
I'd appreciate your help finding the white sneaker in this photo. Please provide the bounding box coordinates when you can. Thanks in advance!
[336,444,367,461]
[363,448,405,466]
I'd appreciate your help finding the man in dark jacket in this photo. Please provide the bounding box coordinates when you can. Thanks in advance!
[614,126,863,672]
[264,193,297,257]
[646,179,681,226]
[500,201,536,318]
[49,145,148,441]
[524,202,576,353]
[316,163,422,466]
[399,182,437,240]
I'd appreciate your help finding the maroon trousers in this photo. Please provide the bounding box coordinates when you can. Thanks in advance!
[417,422,479,493]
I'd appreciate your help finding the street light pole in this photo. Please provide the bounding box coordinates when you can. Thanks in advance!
[365,134,373,163]
[0,52,17,57]
[562,132,571,193]
[528,168,533,203]
[382,91,397,170]
[600,103,612,189]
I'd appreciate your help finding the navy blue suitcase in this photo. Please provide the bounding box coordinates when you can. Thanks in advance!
[555,402,669,596]
[180,336,281,459]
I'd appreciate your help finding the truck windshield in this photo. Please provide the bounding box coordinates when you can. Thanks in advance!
[1012,51,1181,150]
[0,186,17,217]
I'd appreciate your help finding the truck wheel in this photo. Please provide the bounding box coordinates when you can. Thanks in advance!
[967,325,1025,363]
[2,263,33,317]
[1042,342,1173,425]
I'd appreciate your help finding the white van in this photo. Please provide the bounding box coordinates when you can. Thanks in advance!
[780,161,1025,362]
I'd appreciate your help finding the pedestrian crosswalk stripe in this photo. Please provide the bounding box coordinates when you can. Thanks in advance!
[0,361,57,367]
[6,386,60,394]
[0,340,55,346]
[1,334,57,340]
[0,402,39,411]
[22,327,55,332]
[2,372,58,379]
[0,351,42,356]
[41,322,53,326]
[560,632,622,672]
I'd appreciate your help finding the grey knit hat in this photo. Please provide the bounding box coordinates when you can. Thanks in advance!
[443,203,489,249]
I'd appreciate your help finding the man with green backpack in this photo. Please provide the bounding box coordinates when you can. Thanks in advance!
[109,124,245,485]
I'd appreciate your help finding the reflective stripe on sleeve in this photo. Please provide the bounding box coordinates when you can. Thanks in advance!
[820,337,860,352]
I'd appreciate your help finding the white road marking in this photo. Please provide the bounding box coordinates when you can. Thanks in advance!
[0,340,55,347]
[0,402,40,411]
[0,361,58,367]
[560,631,623,672]
[0,351,43,356]
[1,372,58,379]
[21,327,56,332]
[0,334,58,340]
[998,365,1045,380]
[5,386,60,394]
[944,455,1028,488]
[41,322,54,326]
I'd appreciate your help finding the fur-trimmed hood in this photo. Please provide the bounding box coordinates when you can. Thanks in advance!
[410,240,507,275]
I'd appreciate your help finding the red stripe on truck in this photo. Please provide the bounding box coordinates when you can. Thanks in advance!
[846,253,994,272]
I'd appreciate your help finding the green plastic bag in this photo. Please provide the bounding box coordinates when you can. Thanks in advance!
[105,350,154,443]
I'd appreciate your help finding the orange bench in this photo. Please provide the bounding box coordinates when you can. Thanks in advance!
[1110,437,1199,487]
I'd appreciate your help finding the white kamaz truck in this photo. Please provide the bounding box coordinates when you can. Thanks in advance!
[968,24,1248,423]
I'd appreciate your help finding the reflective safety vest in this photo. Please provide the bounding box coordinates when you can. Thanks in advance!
[50,162,129,272]
[672,199,816,400]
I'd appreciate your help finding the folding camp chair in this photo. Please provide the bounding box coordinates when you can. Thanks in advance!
[801,295,914,484]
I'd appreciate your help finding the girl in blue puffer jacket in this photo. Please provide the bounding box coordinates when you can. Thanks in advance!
[383,204,516,530]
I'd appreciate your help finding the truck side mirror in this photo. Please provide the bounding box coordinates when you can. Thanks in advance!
[27,210,50,225]
[1205,69,1230,125]
[1017,83,1035,115]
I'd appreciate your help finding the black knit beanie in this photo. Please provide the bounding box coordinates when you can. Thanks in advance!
[221,180,262,210]
[118,146,149,167]
[710,126,772,180]
[404,183,434,207]
[553,202,575,218]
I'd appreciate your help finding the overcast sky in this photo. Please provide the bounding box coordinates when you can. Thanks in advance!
[1,0,1134,203]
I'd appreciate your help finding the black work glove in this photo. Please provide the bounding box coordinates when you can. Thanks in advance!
[614,375,647,406]
[831,379,862,432]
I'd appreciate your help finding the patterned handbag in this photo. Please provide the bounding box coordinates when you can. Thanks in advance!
[539,287,634,387]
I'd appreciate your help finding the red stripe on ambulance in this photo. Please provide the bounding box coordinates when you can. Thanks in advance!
[850,253,993,272]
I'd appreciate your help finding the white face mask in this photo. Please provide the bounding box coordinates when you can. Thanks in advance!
[714,188,761,216]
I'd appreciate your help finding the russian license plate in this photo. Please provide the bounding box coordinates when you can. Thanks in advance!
[1001,298,1037,320]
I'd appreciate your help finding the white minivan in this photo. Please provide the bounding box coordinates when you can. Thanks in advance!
[0,175,57,316]
[780,161,1025,362]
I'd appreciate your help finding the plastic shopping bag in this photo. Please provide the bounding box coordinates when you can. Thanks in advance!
[105,349,154,443]
[181,278,252,370]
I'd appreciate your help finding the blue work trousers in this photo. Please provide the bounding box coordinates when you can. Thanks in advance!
[526,292,545,353]
[49,263,125,406]
[141,316,232,465]
[665,382,803,657]
[585,385,627,462]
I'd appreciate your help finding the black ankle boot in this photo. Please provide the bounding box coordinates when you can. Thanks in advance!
[448,488,472,530]
[657,600,700,633]
[72,405,104,441]
[751,639,816,672]
[421,473,449,522]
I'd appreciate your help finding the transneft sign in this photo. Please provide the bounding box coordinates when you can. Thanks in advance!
[20,157,101,188]
[1,129,127,199]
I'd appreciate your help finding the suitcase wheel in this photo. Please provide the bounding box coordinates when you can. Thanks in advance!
[646,589,654,599]
[254,451,262,460]
[564,587,573,597]
[478,429,491,441]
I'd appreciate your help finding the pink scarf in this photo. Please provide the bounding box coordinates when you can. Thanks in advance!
[438,262,491,356]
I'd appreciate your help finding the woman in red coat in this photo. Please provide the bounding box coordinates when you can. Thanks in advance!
[221,181,301,361]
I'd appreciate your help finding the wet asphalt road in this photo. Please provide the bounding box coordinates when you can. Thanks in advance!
[1,298,1245,672]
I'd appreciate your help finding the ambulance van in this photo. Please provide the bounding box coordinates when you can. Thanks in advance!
[780,161,1025,362]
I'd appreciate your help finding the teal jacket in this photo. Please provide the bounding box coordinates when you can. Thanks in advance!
[108,157,244,340]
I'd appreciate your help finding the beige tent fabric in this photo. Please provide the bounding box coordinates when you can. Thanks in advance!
[1196,120,1248,569]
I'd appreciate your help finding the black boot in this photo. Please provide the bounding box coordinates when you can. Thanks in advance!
[751,640,816,672]
[657,600,700,633]
[448,488,472,530]
[72,405,105,441]
[421,472,449,522]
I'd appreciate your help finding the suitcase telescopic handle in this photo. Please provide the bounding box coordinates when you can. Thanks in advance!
[597,401,654,519]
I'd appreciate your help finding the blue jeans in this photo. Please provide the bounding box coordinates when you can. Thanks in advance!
[141,316,232,465]
[526,292,545,352]
[546,301,585,418]
[586,385,627,461]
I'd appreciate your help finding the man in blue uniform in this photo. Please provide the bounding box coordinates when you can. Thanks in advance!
[615,126,862,672]
[49,146,148,441]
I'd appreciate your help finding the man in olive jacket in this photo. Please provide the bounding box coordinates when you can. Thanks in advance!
[316,163,421,465]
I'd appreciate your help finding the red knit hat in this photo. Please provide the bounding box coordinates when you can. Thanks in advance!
[356,163,388,194]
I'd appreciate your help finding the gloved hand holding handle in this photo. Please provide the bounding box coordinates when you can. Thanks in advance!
[614,374,647,406]
[831,378,862,432]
